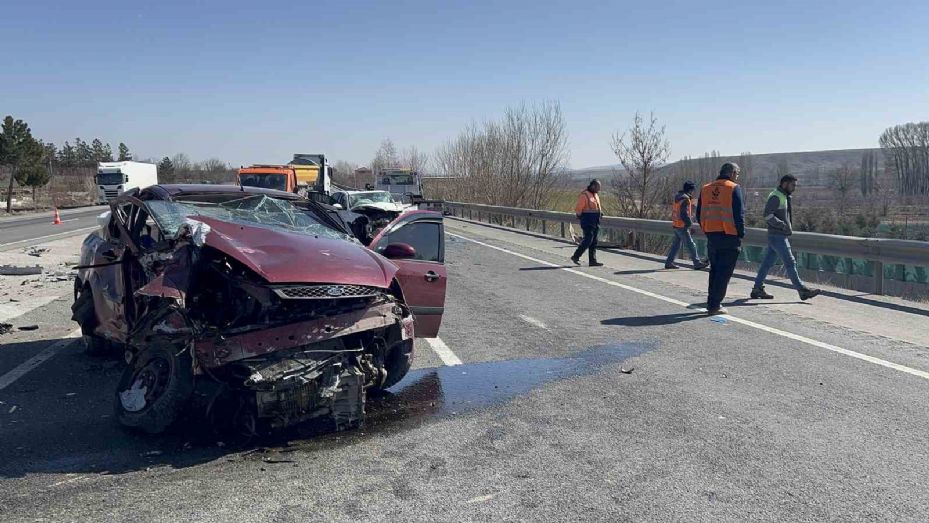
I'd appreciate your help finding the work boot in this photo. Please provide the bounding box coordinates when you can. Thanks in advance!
[664,263,680,269]
[750,286,775,299]
[707,306,728,315]
[589,261,604,267]
[799,287,822,301]
[570,256,580,266]
[693,260,709,271]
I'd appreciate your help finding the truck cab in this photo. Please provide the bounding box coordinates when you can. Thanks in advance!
[375,169,423,204]
[237,165,298,193]
[96,161,158,204]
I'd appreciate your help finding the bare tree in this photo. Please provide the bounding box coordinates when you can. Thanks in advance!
[401,146,430,174]
[432,101,569,208]
[609,112,671,219]
[739,152,753,187]
[830,162,857,206]
[879,121,929,196]
[371,138,399,174]
[332,160,361,187]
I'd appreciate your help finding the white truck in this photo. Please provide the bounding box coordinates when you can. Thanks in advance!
[95,161,158,204]
[374,168,423,204]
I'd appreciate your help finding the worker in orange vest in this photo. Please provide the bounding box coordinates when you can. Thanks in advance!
[696,162,745,315]
[664,180,708,270]
[571,179,604,267]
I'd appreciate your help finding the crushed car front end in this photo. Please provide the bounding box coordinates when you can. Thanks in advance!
[77,190,418,434]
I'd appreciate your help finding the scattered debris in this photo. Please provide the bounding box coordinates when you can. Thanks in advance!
[710,316,728,325]
[65,392,77,397]
[8,406,18,414]
[0,323,12,335]
[26,247,49,257]
[141,450,163,457]
[620,366,634,374]
[0,265,42,276]
[466,493,498,504]
[17,324,39,331]
[261,457,296,464]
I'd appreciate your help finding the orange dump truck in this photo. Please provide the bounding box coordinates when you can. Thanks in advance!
[237,154,330,199]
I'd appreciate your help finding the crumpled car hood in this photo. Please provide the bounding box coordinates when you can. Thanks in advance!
[352,202,405,213]
[195,217,397,287]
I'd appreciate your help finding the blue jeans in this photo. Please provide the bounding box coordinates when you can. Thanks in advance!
[754,235,805,290]
[665,227,699,265]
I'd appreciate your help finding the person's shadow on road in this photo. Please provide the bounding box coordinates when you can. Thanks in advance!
[601,312,705,327]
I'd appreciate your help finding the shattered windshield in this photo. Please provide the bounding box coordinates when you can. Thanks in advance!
[350,191,395,206]
[145,195,352,241]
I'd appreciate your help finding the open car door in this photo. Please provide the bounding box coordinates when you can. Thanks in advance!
[369,211,447,338]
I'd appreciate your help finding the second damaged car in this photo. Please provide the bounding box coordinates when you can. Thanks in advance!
[72,184,446,434]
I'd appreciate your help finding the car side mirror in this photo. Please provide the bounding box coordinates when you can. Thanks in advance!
[382,243,416,260]
[332,203,343,210]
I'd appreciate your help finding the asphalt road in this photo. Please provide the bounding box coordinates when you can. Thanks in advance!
[0,206,105,252]
[1,218,929,521]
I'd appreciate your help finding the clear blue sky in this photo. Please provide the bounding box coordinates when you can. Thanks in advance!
[3,0,928,169]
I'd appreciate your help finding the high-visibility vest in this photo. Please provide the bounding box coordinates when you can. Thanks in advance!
[671,195,693,229]
[699,179,738,235]
[575,190,601,215]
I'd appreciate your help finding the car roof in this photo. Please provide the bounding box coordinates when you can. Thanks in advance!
[146,183,302,201]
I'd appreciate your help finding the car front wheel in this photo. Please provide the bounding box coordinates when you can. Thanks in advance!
[115,344,194,434]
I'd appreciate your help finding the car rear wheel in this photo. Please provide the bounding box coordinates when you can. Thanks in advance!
[115,344,193,434]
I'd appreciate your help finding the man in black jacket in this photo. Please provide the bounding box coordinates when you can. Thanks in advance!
[751,174,821,301]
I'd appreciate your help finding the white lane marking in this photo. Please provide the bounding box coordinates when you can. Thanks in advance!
[0,328,82,391]
[48,474,90,488]
[0,295,62,323]
[425,337,462,366]
[0,225,97,248]
[60,218,79,223]
[519,314,549,330]
[448,231,929,382]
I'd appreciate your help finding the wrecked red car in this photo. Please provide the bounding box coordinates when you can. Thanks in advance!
[72,184,446,434]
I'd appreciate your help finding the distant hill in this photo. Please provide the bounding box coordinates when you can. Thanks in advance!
[571,148,886,188]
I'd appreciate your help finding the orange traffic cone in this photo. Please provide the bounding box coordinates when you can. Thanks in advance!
[52,208,62,225]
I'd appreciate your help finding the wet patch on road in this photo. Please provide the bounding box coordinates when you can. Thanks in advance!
[0,341,652,478]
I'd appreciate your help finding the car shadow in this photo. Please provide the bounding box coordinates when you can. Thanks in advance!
[0,337,651,478]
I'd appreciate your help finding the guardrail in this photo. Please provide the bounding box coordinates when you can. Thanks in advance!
[445,202,929,295]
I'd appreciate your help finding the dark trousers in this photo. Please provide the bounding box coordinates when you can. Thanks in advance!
[706,235,741,309]
[573,224,599,262]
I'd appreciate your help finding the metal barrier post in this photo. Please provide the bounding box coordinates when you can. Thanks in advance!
[873,261,884,295]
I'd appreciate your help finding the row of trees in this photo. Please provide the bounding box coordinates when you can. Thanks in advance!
[156,153,234,184]
[432,101,570,208]
[54,138,132,167]
[879,121,929,196]
[1,114,138,211]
